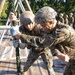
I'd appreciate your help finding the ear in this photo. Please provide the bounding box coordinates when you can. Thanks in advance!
[49,20,54,24]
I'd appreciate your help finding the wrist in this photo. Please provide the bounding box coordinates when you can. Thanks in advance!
[19,43,26,49]
[15,34,21,39]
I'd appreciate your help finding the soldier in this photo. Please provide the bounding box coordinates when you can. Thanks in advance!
[63,56,75,75]
[35,6,75,75]
[19,11,42,35]
[68,13,74,27]
[73,13,75,29]
[64,14,69,25]
[58,13,64,24]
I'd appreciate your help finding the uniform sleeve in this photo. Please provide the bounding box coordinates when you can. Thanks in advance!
[51,48,61,56]
[64,57,75,75]
[54,27,70,45]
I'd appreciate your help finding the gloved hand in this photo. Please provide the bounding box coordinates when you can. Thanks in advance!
[19,43,26,49]
[10,26,20,37]
[28,38,44,52]
[19,25,26,33]
[13,39,19,48]
[13,39,26,48]
[29,38,39,48]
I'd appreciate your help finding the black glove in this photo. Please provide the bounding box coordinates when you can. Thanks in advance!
[29,38,39,48]
[19,25,26,33]
[29,38,44,51]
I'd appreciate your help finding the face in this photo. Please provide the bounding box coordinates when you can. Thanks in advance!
[40,20,56,33]
[9,12,16,21]
[24,20,35,31]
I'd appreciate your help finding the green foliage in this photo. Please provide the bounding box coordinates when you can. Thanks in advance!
[0,21,6,26]
[0,1,9,18]
[1,0,75,20]
[0,1,9,25]
[0,0,15,25]
[8,0,15,14]
[64,0,75,14]
[28,0,75,14]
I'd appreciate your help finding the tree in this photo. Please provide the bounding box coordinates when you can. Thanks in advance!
[1,1,9,18]
[64,0,75,14]
[8,0,15,14]
[0,0,6,15]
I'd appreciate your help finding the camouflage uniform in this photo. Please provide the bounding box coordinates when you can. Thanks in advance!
[68,13,74,27]
[20,7,75,75]
[19,11,55,75]
[55,23,75,75]
[50,24,75,56]
[22,23,75,56]
[64,15,69,25]
[35,6,75,75]
[35,6,75,56]
[73,13,75,29]
[20,26,55,75]
[20,22,75,75]
[58,13,64,24]
[64,56,75,75]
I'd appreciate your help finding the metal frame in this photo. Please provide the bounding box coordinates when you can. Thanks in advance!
[0,0,32,61]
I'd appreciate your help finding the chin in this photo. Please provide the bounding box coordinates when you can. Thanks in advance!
[29,29,32,31]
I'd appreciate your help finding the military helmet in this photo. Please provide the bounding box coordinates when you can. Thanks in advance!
[69,13,73,16]
[59,13,64,17]
[20,11,35,25]
[65,14,68,18]
[35,6,57,24]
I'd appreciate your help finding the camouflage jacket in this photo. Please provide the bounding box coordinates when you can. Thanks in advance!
[19,25,42,36]
[20,24,75,55]
[52,24,75,56]
[19,25,45,52]
[64,56,75,75]
[69,17,74,25]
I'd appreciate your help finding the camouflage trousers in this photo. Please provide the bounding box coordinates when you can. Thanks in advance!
[23,48,55,75]
[64,56,75,75]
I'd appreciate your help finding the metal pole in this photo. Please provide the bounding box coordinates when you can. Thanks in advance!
[0,26,11,30]
[16,46,21,75]
[24,0,33,13]
[0,0,6,15]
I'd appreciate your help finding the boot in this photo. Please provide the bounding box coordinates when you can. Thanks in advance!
[22,72,27,75]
